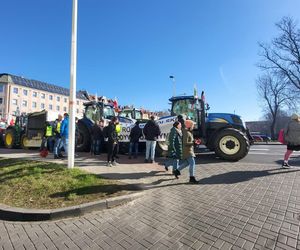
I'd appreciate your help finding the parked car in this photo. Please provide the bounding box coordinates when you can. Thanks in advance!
[259,135,271,142]
[251,135,263,142]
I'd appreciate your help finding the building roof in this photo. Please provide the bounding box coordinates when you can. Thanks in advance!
[0,73,88,100]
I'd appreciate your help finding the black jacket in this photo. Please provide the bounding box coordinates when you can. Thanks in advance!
[104,123,118,143]
[91,124,104,140]
[129,125,143,143]
[143,120,161,141]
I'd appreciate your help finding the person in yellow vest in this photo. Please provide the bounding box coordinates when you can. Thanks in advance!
[53,114,63,159]
[43,121,54,153]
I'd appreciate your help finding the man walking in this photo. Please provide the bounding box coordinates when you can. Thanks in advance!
[53,114,63,159]
[143,115,161,163]
[60,113,69,157]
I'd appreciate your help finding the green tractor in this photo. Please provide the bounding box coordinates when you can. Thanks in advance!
[4,114,27,149]
[4,111,48,149]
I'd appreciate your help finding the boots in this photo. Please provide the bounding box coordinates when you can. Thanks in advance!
[189,176,198,184]
[173,169,181,179]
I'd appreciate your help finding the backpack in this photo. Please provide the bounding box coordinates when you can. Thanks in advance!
[278,129,286,144]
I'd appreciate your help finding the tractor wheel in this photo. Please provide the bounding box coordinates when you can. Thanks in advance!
[76,122,91,152]
[214,128,249,161]
[4,128,16,149]
[20,134,29,149]
[156,141,168,157]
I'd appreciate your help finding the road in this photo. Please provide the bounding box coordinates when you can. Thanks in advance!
[0,145,300,249]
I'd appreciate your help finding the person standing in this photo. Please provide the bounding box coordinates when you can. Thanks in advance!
[128,121,143,159]
[167,121,183,175]
[91,120,104,155]
[60,113,69,157]
[53,114,63,159]
[105,117,119,167]
[282,114,300,168]
[143,115,161,163]
[173,120,198,183]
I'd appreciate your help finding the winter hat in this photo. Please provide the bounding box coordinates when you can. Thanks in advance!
[185,120,194,129]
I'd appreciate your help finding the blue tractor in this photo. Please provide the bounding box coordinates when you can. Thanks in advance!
[156,94,251,161]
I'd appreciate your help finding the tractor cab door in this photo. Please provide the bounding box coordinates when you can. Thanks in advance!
[171,97,206,138]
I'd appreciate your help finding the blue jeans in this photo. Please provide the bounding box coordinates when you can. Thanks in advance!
[178,156,195,176]
[62,137,69,156]
[145,140,157,160]
[92,139,101,155]
[129,142,139,157]
[54,137,62,156]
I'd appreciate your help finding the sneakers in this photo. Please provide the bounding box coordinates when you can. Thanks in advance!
[149,159,155,164]
[107,161,112,167]
[112,161,118,166]
[54,155,60,159]
[144,159,148,163]
[282,162,291,168]
[164,164,169,171]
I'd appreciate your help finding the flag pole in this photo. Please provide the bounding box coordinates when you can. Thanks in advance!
[68,0,78,169]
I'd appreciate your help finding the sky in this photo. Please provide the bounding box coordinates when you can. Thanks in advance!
[1,0,300,122]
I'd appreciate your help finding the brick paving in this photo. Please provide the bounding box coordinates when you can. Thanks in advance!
[1,157,300,249]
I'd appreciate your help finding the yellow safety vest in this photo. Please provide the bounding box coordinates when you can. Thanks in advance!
[56,122,61,133]
[115,124,121,134]
[46,126,53,137]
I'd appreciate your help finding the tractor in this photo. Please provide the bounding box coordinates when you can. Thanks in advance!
[4,114,27,149]
[76,100,133,152]
[156,94,250,161]
[118,108,149,123]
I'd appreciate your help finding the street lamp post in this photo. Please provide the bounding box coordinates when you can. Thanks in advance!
[169,75,176,96]
[68,0,78,169]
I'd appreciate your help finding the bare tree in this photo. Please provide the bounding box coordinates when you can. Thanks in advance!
[259,17,300,90]
[257,74,298,139]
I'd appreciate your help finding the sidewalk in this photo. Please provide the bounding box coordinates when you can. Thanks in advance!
[0,148,176,189]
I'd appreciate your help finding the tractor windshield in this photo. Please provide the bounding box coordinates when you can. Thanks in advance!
[135,111,142,120]
[103,105,115,119]
[85,105,101,123]
[119,110,132,118]
[172,98,198,122]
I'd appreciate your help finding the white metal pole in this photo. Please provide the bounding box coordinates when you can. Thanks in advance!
[68,0,78,169]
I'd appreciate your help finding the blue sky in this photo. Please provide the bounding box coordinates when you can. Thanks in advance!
[1,0,300,121]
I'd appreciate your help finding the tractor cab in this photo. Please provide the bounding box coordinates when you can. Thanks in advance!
[84,101,116,123]
[119,109,143,120]
[169,95,207,138]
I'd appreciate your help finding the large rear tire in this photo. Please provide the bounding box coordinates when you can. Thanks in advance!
[76,122,91,152]
[20,134,29,149]
[156,141,168,157]
[214,128,249,161]
[4,128,16,149]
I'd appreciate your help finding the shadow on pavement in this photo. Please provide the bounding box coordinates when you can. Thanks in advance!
[198,168,300,185]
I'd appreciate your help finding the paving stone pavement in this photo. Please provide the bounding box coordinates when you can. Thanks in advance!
[1,159,300,249]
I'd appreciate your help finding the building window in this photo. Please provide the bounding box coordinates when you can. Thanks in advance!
[0,84,4,92]
[64,98,67,103]
[49,95,53,100]
[41,103,45,109]
[23,89,28,96]
[0,98,3,104]
[32,102,37,108]
[56,106,60,111]
[13,87,18,94]
[49,104,53,110]
[22,100,27,107]
[33,91,37,97]
[57,96,60,102]
[41,93,45,99]
[63,107,67,112]
[12,99,18,105]
[76,109,79,114]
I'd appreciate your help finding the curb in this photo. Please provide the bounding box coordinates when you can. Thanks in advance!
[0,192,143,222]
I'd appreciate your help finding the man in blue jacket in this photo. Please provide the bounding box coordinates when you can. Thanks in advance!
[60,113,69,157]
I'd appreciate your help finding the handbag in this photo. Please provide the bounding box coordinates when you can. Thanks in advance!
[278,129,286,144]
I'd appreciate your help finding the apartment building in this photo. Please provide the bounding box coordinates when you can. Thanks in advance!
[0,73,88,120]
